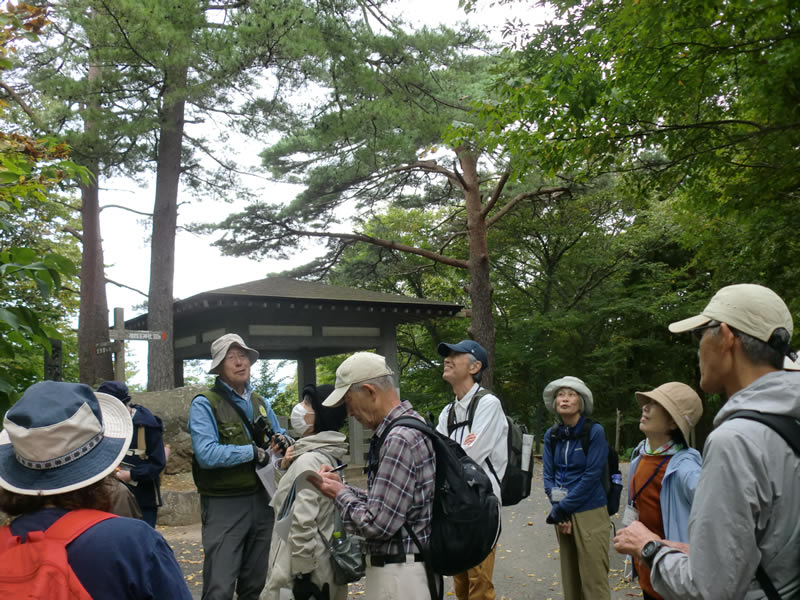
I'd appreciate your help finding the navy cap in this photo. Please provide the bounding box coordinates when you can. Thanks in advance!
[97,380,131,404]
[437,340,489,371]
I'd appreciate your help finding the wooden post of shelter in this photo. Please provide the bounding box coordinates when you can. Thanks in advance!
[615,407,621,454]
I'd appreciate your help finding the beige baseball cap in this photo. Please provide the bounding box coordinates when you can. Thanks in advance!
[208,333,259,374]
[668,284,793,342]
[322,352,394,407]
[635,382,703,447]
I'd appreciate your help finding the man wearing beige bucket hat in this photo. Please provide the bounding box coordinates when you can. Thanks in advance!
[617,382,703,600]
[0,381,191,598]
[614,284,800,599]
[188,333,289,600]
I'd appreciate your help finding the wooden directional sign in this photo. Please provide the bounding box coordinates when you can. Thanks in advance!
[104,308,169,382]
[109,329,167,341]
[95,340,123,355]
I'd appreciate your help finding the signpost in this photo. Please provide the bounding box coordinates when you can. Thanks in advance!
[94,308,167,382]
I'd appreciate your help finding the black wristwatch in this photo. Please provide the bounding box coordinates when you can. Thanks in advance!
[641,540,664,568]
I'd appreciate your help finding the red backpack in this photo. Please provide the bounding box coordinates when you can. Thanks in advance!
[0,509,117,600]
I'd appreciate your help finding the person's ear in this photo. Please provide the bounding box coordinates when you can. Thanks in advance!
[361,383,378,402]
[718,323,739,351]
[469,360,482,375]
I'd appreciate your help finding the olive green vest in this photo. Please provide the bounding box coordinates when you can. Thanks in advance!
[191,383,265,496]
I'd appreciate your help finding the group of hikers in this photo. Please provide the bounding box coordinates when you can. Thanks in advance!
[0,282,798,600]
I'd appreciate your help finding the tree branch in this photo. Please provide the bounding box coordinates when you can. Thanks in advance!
[486,187,571,228]
[105,277,148,298]
[480,168,511,218]
[384,160,463,189]
[99,204,153,217]
[281,224,469,270]
[0,82,43,130]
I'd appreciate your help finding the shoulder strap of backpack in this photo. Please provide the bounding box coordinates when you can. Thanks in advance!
[728,410,800,455]
[446,388,489,434]
[45,509,117,544]
[446,402,458,434]
[369,416,431,476]
[728,410,797,600]
[579,418,594,455]
[384,415,432,440]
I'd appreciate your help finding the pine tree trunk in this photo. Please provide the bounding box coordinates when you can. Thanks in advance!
[146,64,186,391]
[77,62,113,385]
[458,148,496,389]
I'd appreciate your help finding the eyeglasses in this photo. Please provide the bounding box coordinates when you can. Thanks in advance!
[690,321,721,343]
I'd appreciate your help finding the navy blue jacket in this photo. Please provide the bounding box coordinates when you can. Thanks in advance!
[9,508,191,599]
[543,416,608,515]
[122,404,166,509]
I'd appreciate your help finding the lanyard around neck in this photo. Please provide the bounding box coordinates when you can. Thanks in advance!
[631,455,670,506]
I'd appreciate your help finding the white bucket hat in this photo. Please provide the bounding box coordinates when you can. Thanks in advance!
[208,333,259,374]
[0,381,133,496]
[323,352,394,408]
[542,376,594,415]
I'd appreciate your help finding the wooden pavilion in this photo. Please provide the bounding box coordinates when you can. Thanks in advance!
[126,277,461,464]
[125,276,462,389]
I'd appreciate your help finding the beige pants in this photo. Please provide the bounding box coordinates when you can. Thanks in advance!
[556,505,611,600]
[453,545,497,600]
[364,560,431,600]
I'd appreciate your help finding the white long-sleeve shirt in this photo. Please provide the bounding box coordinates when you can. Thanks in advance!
[437,383,509,499]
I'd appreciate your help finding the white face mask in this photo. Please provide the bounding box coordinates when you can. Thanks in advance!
[291,402,314,435]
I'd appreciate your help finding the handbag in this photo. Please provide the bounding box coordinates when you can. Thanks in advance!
[318,509,365,585]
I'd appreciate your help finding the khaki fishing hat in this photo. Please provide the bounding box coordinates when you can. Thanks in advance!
[207,333,259,374]
[635,382,703,447]
[0,381,133,496]
[323,352,394,407]
[668,284,792,342]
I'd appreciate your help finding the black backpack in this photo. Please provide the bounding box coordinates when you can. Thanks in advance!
[548,418,622,516]
[728,410,800,600]
[376,416,502,578]
[446,389,533,506]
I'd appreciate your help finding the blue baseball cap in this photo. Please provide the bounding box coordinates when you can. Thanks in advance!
[437,340,489,371]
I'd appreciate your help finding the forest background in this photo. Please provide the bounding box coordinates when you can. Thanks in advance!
[2,0,798,455]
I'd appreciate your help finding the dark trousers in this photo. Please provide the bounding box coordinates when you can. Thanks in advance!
[141,507,158,528]
[200,490,274,600]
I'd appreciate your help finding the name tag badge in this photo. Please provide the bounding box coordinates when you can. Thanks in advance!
[622,505,639,527]
[551,487,568,502]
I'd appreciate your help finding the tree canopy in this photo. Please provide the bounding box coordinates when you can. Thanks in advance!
[0,3,86,416]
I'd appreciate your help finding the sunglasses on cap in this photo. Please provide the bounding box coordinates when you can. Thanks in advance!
[691,321,721,343]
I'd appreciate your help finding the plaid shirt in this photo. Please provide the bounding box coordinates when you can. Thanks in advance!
[336,401,435,555]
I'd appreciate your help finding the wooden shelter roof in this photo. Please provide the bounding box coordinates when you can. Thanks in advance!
[125,277,463,363]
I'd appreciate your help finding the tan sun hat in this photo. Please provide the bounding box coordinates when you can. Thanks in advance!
[323,352,394,407]
[635,382,703,447]
[208,333,259,374]
[668,284,792,342]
